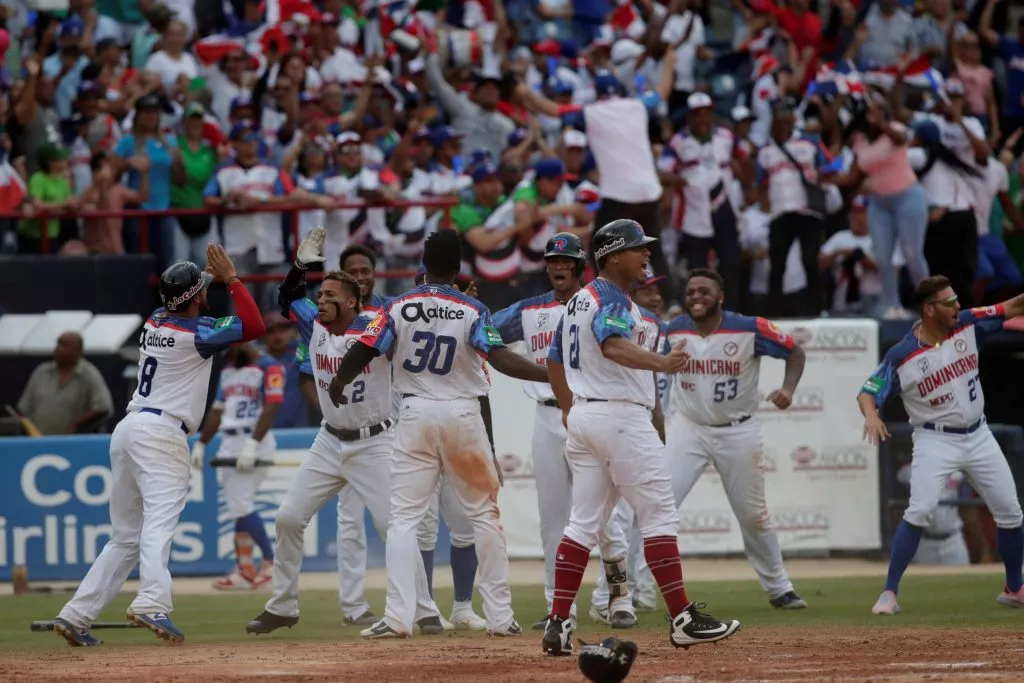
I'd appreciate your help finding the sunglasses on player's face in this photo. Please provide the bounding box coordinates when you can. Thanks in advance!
[927,294,959,308]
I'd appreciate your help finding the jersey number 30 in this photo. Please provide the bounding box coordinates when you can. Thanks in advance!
[403,332,457,375]
[139,357,158,397]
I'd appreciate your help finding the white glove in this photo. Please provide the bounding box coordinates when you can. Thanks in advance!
[236,438,259,472]
[189,441,205,471]
[296,226,327,268]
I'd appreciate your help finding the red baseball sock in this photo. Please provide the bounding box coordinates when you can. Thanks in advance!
[551,536,590,619]
[644,535,689,617]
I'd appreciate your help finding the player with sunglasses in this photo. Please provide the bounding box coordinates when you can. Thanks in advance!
[858,275,1024,615]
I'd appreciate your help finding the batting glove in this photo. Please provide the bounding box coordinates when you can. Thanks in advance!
[189,441,206,471]
[296,227,326,268]
[236,438,259,472]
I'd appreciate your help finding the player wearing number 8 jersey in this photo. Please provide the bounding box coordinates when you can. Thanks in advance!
[329,229,549,638]
[665,269,808,610]
[52,244,267,647]
[543,220,741,657]
[859,276,1024,615]
[246,229,443,636]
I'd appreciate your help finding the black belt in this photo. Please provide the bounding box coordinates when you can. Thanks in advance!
[708,415,752,428]
[922,419,983,435]
[540,399,559,408]
[223,427,253,436]
[325,418,394,442]
[138,407,188,435]
[922,530,957,541]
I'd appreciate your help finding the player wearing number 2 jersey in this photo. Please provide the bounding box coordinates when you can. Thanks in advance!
[859,276,1024,615]
[247,230,443,636]
[665,269,808,610]
[329,229,549,638]
[53,245,267,647]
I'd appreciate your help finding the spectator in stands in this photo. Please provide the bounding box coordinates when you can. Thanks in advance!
[914,0,960,69]
[132,3,174,70]
[208,48,253,125]
[18,142,76,254]
[979,0,1024,138]
[854,0,917,69]
[44,16,91,121]
[16,331,113,435]
[952,30,998,138]
[513,156,581,297]
[145,20,200,96]
[425,56,516,160]
[260,312,310,428]
[738,196,806,315]
[171,102,218,266]
[13,56,59,178]
[819,196,890,315]
[80,151,150,255]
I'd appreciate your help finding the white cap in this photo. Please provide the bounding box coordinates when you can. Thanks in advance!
[563,129,588,148]
[686,92,713,111]
[731,105,754,122]
[610,38,644,67]
[335,131,361,146]
[408,56,425,74]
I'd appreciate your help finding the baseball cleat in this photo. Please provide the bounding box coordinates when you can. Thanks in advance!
[541,616,574,656]
[871,590,900,615]
[450,601,487,631]
[415,616,445,635]
[343,610,379,626]
[588,604,610,625]
[610,610,638,629]
[361,619,409,639]
[669,603,741,649]
[531,615,549,631]
[245,610,298,634]
[53,618,101,647]
[127,611,185,643]
[996,586,1024,607]
[769,591,808,610]
[487,619,523,637]
[212,569,255,591]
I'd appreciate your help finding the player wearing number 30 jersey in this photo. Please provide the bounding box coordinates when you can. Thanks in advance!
[53,248,267,647]
[858,276,1024,616]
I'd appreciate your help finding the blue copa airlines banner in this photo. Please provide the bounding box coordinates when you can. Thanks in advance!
[0,429,449,581]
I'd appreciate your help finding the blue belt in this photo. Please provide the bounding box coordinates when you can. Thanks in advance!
[223,427,253,436]
[139,407,189,435]
[922,418,983,435]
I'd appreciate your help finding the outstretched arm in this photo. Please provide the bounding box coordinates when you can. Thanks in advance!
[488,346,550,383]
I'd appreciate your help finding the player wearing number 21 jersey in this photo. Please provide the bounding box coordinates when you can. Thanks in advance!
[858,276,1024,616]
[328,230,548,638]
[54,250,267,647]
[664,269,808,610]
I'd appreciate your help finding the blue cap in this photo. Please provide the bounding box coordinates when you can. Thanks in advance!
[471,162,499,183]
[507,128,527,147]
[60,16,85,38]
[533,157,566,180]
[593,70,621,97]
[229,119,259,141]
[547,77,574,96]
[430,125,463,146]
[913,120,940,145]
[469,148,493,165]
[230,96,254,112]
[77,80,100,97]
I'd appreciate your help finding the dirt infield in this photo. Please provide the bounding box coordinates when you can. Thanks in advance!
[7,628,1022,683]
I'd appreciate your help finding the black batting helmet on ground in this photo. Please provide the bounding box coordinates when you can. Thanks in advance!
[591,219,657,267]
[578,637,639,683]
[544,232,586,275]
[160,261,213,312]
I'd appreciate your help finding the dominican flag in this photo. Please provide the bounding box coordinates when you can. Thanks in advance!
[808,60,865,98]
[194,33,264,71]
[861,56,941,91]
[607,0,645,41]
[738,27,775,60]
[362,0,417,35]
[0,158,26,213]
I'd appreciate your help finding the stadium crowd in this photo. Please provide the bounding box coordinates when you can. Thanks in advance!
[1,0,1024,320]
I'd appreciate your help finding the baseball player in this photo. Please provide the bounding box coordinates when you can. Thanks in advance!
[543,219,741,657]
[328,229,549,638]
[493,232,638,630]
[859,275,1024,615]
[190,344,285,590]
[665,268,808,610]
[896,466,970,566]
[246,230,443,635]
[52,243,267,646]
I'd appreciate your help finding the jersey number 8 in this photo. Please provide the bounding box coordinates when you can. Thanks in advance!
[403,332,457,375]
[139,357,158,397]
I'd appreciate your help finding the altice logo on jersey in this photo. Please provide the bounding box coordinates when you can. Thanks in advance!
[139,330,176,350]
[401,302,466,323]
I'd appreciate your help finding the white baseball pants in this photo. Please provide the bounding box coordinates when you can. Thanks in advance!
[385,396,513,633]
[417,477,477,551]
[59,411,190,627]
[336,485,370,621]
[666,413,794,599]
[265,427,438,620]
[218,432,275,518]
[591,498,656,609]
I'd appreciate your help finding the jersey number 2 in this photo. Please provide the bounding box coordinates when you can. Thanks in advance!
[568,325,580,369]
[139,357,158,397]
[403,332,457,375]
[968,376,978,402]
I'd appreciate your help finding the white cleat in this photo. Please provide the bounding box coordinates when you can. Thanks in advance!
[669,602,740,649]
[871,590,900,615]
[996,586,1024,608]
[588,604,610,625]
[449,602,486,631]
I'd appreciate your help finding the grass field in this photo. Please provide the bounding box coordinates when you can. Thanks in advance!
[2,574,1022,681]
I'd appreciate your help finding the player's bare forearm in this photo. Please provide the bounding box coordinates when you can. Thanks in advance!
[199,407,222,445]
[601,336,666,372]
[489,347,550,382]
[1001,292,1024,318]
[547,359,574,412]
[652,384,666,444]
[782,345,806,393]
[857,392,880,418]
[252,403,280,442]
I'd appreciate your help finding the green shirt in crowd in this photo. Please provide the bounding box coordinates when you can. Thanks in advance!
[450,192,508,234]
[171,140,219,209]
[20,172,72,239]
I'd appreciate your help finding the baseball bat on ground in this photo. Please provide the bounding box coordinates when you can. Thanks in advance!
[31,620,138,632]
[209,458,297,468]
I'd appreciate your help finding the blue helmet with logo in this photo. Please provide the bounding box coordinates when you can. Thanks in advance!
[591,219,657,267]
[544,232,586,275]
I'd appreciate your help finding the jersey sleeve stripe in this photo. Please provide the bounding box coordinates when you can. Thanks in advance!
[147,319,197,335]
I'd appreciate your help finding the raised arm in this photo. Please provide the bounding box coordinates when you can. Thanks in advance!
[488,346,550,382]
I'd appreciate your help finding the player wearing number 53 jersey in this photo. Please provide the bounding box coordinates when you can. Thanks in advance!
[329,230,549,638]
[859,276,1024,616]
[543,220,741,657]
[665,269,808,610]
[247,229,443,636]
[53,246,267,647]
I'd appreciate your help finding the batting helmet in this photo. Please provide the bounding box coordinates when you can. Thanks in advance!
[160,261,213,312]
[544,232,586,275]
[578,638,639,683]
[591,219,657,267]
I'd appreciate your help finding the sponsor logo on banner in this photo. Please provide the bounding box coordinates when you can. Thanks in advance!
[772,507,830,532]
[790,445,870,472]
[678,511,732,534]
[787,326,870,353]
[498,451,529,478]
[756,449,778,473]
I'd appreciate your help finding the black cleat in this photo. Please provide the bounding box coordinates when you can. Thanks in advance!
[245,610,298,634]
[344,610,379,626]
[415,615,445,636]
[769,591,808,609]
[541,616,574,656]
[669,603,741,649]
